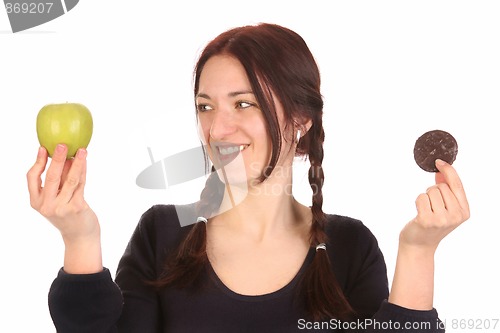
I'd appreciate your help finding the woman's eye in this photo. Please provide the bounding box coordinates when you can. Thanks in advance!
[237,101,256,109]
[196,104,213,112]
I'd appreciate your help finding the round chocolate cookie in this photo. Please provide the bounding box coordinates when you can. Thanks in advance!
[413,130,458,172]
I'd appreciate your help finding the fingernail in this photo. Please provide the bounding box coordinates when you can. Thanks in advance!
[435,159,446,166]
[56,144,66,153]
[38,146,45,157]
[77,148,87,159]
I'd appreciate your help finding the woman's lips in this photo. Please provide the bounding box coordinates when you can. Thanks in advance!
[211,143,249,166]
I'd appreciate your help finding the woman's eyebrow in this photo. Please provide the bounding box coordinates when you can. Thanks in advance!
[196,90,254,100]
[228,90,254,97]
[196,93,210,100]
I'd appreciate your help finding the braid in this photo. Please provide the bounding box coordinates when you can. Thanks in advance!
[196,166,224,218]
[152,167,223,290]
[297,121,355,321]
[308,156,326,245]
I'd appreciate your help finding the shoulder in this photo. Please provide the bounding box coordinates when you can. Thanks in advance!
[139,203,198,230]
[324,214,379,246]
[324,214,389,317]
[133,203,198,252]
[323,213,386,281]
[120,203,199,275]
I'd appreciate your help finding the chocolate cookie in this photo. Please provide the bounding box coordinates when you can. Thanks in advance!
[413,130,458,172]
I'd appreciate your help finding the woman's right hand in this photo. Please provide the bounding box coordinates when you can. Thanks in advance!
[27,144,103,274]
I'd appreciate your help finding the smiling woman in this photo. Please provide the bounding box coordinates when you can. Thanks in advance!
[196,55,271,186]
[27,22,470,332]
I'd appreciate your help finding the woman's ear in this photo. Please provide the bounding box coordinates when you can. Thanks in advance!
[295,119,313,139]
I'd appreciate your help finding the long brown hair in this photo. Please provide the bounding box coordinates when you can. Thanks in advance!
[153,23,355,321]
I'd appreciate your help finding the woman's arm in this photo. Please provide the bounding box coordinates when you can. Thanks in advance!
[47,207,164,333]
[388,159,470,309]
[345,159,469,332]
[27,145,119,332]
[27,144,103,274]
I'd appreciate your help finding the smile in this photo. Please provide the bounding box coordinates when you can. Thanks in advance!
[218,144,248,156]
[210,143,249,167]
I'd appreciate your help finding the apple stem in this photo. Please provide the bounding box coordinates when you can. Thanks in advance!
[147,147,155,164]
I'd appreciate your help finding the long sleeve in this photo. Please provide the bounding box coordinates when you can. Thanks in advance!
[328,216,444,332]
[369,301,444,332]
[48,205,174,333]
[48,268,123,333]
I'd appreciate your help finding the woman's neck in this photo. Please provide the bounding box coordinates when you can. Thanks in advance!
[212,165,311,242]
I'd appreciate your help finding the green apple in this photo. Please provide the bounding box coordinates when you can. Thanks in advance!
[36,102,93,159]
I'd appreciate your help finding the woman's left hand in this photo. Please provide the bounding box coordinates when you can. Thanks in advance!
[399,159,470,253]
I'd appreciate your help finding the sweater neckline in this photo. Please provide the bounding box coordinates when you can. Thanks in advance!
[206,247,315,302]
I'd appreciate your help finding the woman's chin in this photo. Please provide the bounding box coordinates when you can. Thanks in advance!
[216,169,249,187]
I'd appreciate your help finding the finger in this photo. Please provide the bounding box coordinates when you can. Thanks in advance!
[74,149,88,199]
[58,149,87,203]
[70,159,88,210]
[426,185,446,214]
[60,158,75,188]
[434,182,459,211]
[27,147,48,204]
[434,159,469,213]
[43,144,68,198]
[415,193,432,221]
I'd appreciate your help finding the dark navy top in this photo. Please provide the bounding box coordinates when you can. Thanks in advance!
[48,204,444,332]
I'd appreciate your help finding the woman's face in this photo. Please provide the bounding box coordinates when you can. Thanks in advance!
[196,55,276,186]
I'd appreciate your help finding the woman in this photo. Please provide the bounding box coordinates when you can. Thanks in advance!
[27,23,469,332]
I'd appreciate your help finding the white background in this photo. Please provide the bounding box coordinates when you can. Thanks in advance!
[1,1,499,332]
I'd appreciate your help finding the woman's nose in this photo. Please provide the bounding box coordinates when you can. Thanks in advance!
[209,110,237,141]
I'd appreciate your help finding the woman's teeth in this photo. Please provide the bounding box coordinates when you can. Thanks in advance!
[219,145,247,156]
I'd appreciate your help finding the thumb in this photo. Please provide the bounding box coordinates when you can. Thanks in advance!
[434,159,447,184]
